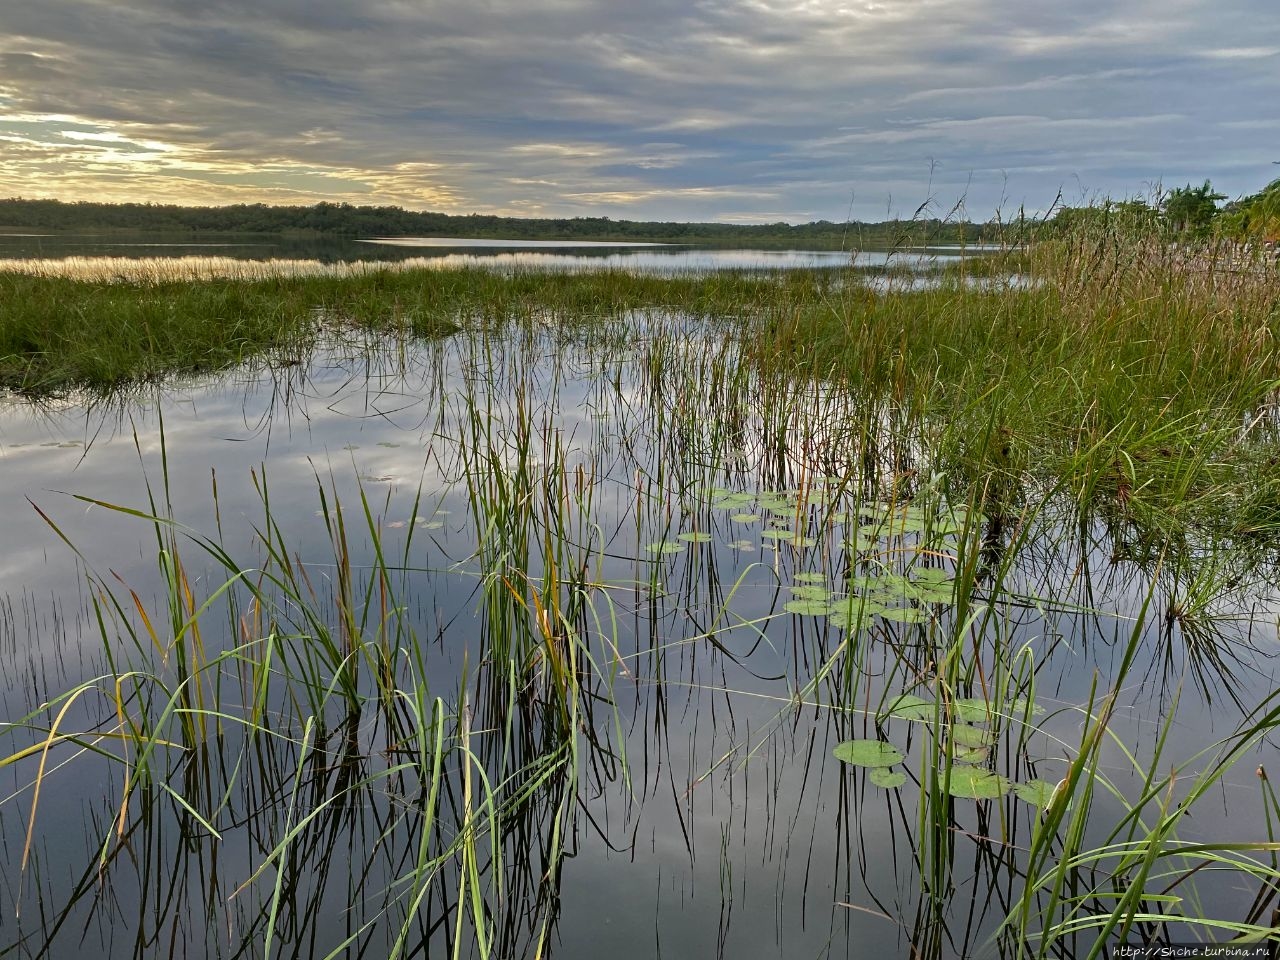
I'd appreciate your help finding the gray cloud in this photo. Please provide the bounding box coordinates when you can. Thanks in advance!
[0,0,1276,220]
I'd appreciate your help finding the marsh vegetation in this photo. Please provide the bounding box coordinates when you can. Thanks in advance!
[1,220,1280,958]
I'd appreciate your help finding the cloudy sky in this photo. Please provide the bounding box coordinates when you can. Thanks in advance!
[0,0,1276,223]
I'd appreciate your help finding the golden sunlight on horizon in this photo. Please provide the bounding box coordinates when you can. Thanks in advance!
[0,111,467,211]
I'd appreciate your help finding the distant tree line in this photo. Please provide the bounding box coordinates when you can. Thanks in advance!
[1042,178,1280,244]
[0,197,984,246]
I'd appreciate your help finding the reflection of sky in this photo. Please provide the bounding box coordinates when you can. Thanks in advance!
[2,324,1278,956]
[0,244,968,279]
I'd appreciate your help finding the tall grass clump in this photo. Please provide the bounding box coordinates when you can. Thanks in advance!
[750,211,1280,533]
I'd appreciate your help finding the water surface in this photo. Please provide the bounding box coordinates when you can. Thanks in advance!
[0,317,1273,959]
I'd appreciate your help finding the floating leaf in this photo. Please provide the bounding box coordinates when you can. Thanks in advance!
[880,606,930,624]
[828,598,887,627]
[912,568,953,585]
[943,766,1008,799]
[834,739,904,768]
[954,697,1039,722]
[790,585,831,601]
[794,572,827,584]
[954,699,995,723]
[885,694,935,720]
[1012,779,1059,808]
[760,531,817,548]
[645,541,686,555]
[785,599,832,616]
[888,515,929,534]
[913,585,956,604]
[729,513,760,523]
[952,746,989,764]
[848,529,884,550]
[728,539,755,551]
[870,768,906,789]
[950,724,992,748]
[677,531,713,543]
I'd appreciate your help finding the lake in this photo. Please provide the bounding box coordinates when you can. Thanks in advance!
[0,231,977,276]
[0,252,1274,959]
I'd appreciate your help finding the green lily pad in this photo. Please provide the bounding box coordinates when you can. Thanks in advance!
[943,766,1009,799]
[645,541,686,555]
[880,605,930,624]
[834,739,904,768]
[913,585,956,604]
[855,529,885,546]
[728,539,755,551]
[764,534,816,548]
[828,598,887,627]
[790,585,831,601]
[950,725,992,748]
[785,599,833,616]
[884,693,935,720]
[888,515,929,534]
[912,567,954,585]
[954,697,1039,722]
[953,699,995,723]
[794,572,827,584]
[952,746,989,764]
[870,768,906,789]
[1012,779,1060,808]
[677,531,713,543]
[729,513,761,523]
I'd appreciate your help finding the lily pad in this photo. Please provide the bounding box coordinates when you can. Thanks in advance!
[729,513,761,523]
[848,529,885,550]
[952,746,989,764]
[880,605,930,624]
[645,541,686,555]
[790,585,831,601]
[869,768,906,789]
[888,515,929,534]
[677,531,713,543]
[785,599,833,616]
[884,693,935,720]
[760,528,796,540]
[943,766,1009,799]
[834,739,904,768]
[954,697,1039,722]
[1012,779,1060,809]
[950,724,992,748]
[794,572,827,584]
[913,584,956,604]
[912,567,953,585]
[828,598,887,627]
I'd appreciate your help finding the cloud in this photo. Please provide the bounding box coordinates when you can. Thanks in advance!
[0,0,1276,220]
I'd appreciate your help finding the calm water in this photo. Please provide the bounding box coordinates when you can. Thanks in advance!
[0,319,1275,957]
[0,231,972,275]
